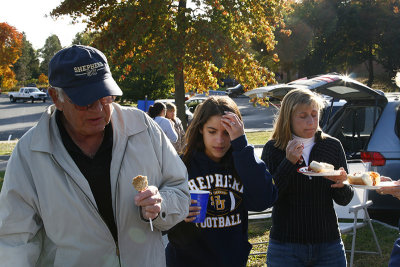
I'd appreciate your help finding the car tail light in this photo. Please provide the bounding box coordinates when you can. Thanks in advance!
[361,151,386,166]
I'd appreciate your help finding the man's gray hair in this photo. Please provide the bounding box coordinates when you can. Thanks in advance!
[52,87,65,103]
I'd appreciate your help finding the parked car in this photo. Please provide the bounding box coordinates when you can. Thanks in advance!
[9,87,47,103]
[185,96,207,113]
[245,73,400,213]
[226,84,244,98]
[191,90,228,97]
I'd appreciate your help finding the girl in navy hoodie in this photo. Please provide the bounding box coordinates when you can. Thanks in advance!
[166,96,277,267]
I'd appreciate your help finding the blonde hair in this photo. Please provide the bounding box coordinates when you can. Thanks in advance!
[166,102,176,112]
[271,88,325,150]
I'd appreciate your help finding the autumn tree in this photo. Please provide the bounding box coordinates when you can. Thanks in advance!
[13,34,40,83]
[51,0,290,125]
[38,73,48,85]
[0,22,23,89]
[39,34,62,76]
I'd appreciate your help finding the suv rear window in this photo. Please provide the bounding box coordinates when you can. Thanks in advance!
[328,105,382,159]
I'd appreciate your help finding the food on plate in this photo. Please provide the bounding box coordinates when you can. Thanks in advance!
[132,175,148,191]
[308,161,335,173]
[347,171,381,186]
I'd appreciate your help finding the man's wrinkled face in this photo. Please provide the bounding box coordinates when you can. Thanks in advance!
[50,89,113,137]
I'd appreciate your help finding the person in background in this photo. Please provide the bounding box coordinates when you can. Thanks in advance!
[261,88,354,267]
[376,180,400,267]
[166,96,277,267]
[0,45,190,266]
[166,102,185,154]
[149,102,178,143]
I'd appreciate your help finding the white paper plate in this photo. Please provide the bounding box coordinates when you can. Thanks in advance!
[345,181,400,189]
[297,167,342,176]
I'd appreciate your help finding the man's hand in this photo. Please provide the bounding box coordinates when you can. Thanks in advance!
[134,186,163,220]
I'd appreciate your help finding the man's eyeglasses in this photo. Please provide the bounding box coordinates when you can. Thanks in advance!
[67,96,116,111]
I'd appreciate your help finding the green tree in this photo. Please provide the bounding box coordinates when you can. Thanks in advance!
[115,63,174,102]
[72,31,99,46]
[273,9,313,82]
[51,0,290,125]
[39,34,62,76]
[376,1,400,80]
[283,0,399,86]
[13,34,40,83]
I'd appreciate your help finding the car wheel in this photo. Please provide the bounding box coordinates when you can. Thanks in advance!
[31,97,34,103]
[43,98,46,103]
[10,96,15,103]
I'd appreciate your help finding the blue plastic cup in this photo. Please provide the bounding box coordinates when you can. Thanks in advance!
[189,190,210,223]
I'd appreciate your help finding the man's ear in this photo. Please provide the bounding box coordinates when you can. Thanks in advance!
[48,88,63,111]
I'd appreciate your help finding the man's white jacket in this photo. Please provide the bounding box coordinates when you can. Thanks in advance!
[0,104,190,266]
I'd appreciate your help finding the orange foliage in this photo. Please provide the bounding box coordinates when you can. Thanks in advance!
[0,22,23,88]
[38,73,49,85]
[50,0,290,96]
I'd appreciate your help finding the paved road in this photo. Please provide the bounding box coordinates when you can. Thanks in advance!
[0,94,51,141]
[0,94,276,141]
[233,95,277,131]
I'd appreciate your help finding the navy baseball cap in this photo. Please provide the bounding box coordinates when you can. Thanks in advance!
[48,45,123,106]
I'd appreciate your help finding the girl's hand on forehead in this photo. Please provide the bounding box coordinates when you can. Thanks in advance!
[221,111,244,141]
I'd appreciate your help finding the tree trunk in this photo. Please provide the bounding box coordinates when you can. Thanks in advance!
[286,70,291,83]
[174,0,188,129]
[367,45,374,87]
[174,66,187,129]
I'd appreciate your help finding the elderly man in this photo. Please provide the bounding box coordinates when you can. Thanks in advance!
[0,45,190,266]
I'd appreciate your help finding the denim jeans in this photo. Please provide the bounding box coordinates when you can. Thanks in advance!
[266,238,347,267]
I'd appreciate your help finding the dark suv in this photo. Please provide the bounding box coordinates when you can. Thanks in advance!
[245,74,400,213]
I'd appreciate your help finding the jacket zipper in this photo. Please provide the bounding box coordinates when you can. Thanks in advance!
[50,155,121,266]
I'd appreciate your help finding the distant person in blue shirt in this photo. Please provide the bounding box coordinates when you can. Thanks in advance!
[166,96,277,267]
[148,102,178,143]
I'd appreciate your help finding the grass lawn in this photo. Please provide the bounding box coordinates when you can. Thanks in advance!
[0,140,18,156]
[246,131,272,146]
[247,218,398,267]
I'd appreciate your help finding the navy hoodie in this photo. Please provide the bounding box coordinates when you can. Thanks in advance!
[166,135,277,267]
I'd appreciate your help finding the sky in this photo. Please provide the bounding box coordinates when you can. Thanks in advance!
[1,0,86,50]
